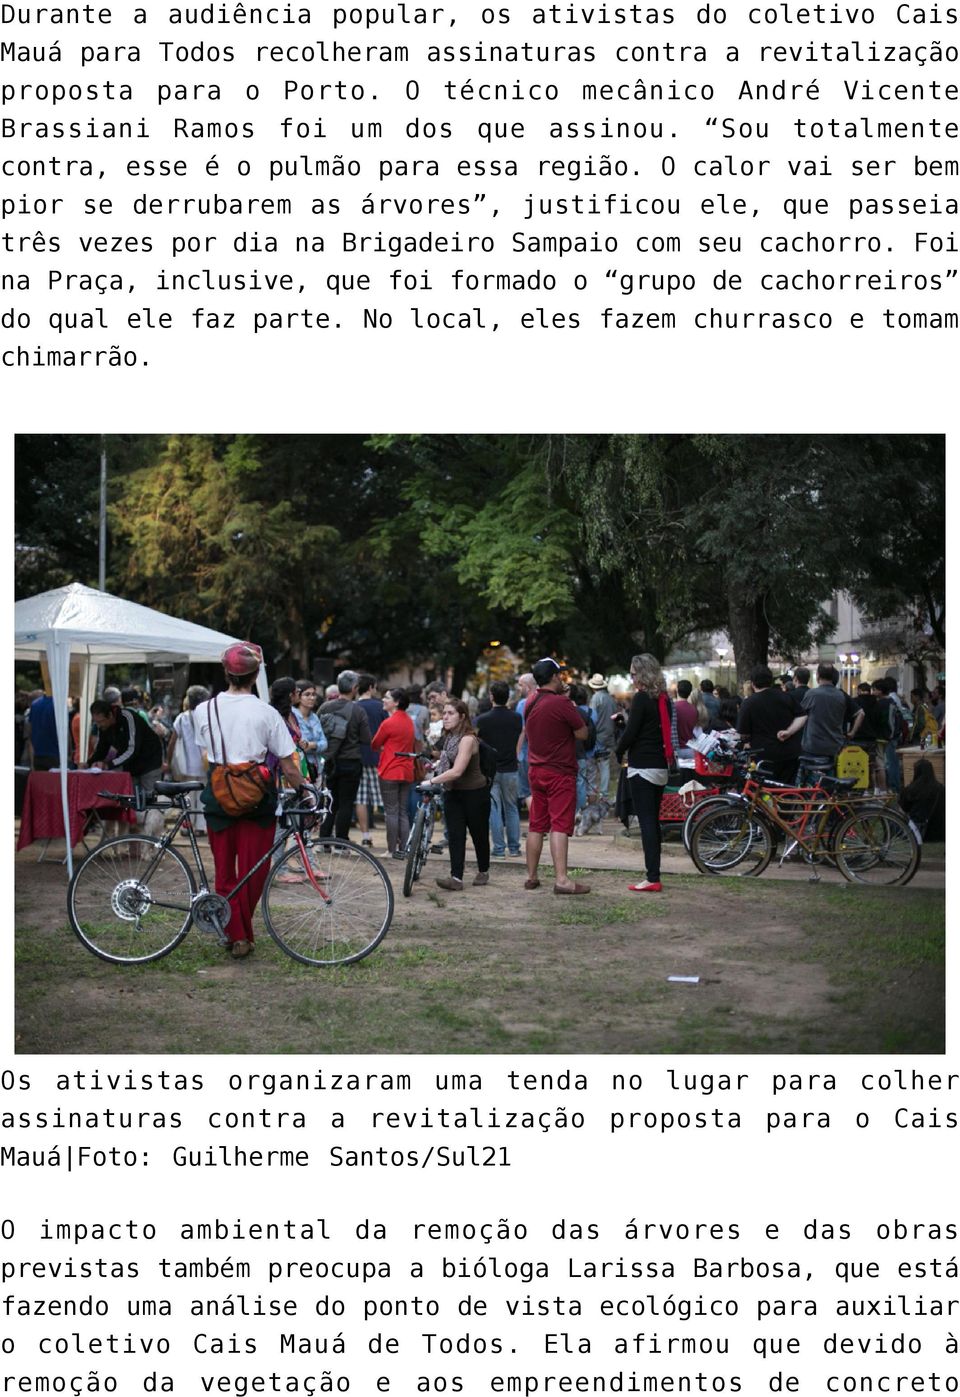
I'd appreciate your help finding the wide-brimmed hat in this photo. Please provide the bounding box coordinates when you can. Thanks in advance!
[587,673,607,690]
[221,641,263,675]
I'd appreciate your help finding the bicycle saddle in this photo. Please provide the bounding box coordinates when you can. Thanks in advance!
[817,774,857,792]
[155,779,205,794]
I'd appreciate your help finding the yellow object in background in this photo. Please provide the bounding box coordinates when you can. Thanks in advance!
[837,745,870,790]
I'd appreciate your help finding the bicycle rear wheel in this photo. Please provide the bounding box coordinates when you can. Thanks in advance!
[263,839,394,966]
[832,809,920,886]
[690,806,773,877]
[67,836,196,965]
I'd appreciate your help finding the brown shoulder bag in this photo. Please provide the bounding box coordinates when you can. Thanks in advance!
[208,694,274,818]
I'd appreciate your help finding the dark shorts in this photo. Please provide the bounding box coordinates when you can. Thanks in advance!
[528,766,576,837]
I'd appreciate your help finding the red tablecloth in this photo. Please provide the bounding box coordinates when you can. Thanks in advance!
[17,771,136,851]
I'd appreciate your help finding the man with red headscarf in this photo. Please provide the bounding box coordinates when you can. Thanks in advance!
[194,643,309,959]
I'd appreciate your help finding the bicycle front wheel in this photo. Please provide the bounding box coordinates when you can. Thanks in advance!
[682,795,742,855]
[263,839,394,966]
[690,806,773,877]
[402,803,433,898]
[832,810,920,886]
[67,836,196,965]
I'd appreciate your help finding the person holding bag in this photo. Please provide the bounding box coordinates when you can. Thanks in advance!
[193,643,311,959]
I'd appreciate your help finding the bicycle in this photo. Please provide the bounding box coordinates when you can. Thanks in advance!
[680,745,768,855]
[689,768,918,885]
[398,758,443,898]
[66,779,394,967]
[681,742,887,858]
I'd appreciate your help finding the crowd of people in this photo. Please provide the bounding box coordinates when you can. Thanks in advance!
[14,651,946,952]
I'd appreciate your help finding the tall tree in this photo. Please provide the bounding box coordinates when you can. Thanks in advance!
[843,435,945,650]
[109,434,338,669]
[553,433,945,680]
[15,434,162,597]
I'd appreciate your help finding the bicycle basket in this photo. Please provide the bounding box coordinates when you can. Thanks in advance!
[694,750,734,777]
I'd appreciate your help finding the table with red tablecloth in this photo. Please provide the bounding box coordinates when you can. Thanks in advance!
[16,770,136,852]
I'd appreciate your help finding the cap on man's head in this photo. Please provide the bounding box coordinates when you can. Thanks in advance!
[532,657,567,687]
[221,641,263,675]
[587,673,607,690]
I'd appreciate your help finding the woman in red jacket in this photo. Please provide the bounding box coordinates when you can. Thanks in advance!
[372,688,416,859]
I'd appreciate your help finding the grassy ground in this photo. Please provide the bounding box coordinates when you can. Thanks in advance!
[14,835,944,1056]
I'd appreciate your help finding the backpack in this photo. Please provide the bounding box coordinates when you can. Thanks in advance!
[319,705,352,762]
[890,697,912,746]
[476,737,499,787]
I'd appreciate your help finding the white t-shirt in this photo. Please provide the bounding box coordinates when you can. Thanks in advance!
[627,766,669,786]
[194,692,295,766]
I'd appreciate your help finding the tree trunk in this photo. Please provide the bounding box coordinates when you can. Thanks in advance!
[922,579,945,651]
[727,588,770,684]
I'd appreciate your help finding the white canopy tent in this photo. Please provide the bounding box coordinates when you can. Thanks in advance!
[14,583,269,874]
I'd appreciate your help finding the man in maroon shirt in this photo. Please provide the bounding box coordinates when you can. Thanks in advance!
[523,657,590,895]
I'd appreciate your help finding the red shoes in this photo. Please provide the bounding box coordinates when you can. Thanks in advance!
[628,881,663,893]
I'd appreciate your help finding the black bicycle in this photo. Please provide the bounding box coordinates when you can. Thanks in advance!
[67,780,394,967]
[397,757,443,898]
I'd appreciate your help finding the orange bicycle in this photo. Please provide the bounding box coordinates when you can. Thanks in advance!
[689,769,919,885]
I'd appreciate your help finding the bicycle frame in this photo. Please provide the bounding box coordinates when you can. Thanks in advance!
[737,776,866,864]
[112,794,331,915]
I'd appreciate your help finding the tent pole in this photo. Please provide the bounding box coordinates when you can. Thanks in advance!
[98,436,107,591]
[97,438,108,697]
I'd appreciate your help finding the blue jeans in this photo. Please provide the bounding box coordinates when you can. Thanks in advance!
[883,740,901,794]
[576,758,589,812]
[517,753,530,802]
[489,771,521,855]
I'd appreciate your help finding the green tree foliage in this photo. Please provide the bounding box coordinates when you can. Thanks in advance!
[841,435,945,650]
[108,434,337,670]
[553,433,945,679]
[366,433,684,671]
[15,432,944,685]
[371,434,580,624]
[14,435,161,596]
